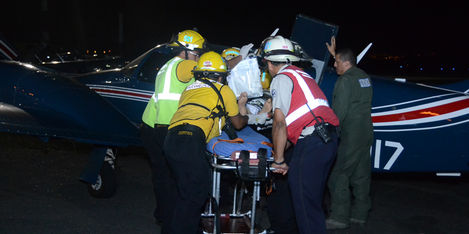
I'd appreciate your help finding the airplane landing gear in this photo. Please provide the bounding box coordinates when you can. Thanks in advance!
[87,148,117,198]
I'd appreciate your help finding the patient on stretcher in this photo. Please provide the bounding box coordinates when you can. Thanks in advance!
[237,91,273,127]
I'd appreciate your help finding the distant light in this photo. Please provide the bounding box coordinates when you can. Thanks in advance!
[452,67,455,71]
[399,65,403,69]
[66,51,71,55]
[46,56,50,59]
[419,67,423,71]
[440,67,444,71]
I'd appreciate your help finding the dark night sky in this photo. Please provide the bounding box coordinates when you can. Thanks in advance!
[2,1,468,63]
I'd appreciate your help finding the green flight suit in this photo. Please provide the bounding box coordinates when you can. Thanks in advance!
[328,66,374,223]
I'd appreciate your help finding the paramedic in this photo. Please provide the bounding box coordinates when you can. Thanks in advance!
[263,35,339,234]
[140,29,205,230]
[163,51,248,233]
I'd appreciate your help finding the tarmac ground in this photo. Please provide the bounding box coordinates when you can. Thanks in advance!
[1,133,469,234]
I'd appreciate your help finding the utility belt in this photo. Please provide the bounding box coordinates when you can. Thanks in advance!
[300,123,337,144]
[170,123,206,143]
[154,124,169,128]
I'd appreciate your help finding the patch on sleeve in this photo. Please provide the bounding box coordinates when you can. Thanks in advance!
[358,78,371,88]
[271,89,277,98]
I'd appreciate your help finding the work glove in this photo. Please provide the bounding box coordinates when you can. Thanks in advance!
[240,43,254,59]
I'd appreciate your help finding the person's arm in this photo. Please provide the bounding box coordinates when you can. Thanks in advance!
[176,60,197,83]
[269,74,292,174]
[332,76,351,123]
[326,36,336,58]
[271,108,289,175]
[222,85,248,130]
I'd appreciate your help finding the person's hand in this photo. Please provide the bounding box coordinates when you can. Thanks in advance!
[259,98,272,114]
[238,92,248,115]
[272,162,289,175]
[240,43,254,59]
[326,36,336,58]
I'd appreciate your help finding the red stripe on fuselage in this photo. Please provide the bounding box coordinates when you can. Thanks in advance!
[372,98,469,123]
[92,88,152,99]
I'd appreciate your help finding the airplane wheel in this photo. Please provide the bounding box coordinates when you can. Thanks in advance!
[88,162,116,198]
[87,149,117,198]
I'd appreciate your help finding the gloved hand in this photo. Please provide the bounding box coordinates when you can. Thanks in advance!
[240,43,254,59]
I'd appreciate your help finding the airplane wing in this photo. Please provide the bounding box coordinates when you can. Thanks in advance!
[0,61,141,147]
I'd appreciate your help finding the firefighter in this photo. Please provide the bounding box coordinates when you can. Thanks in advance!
[163,51,248,233]
[140,29,205,232]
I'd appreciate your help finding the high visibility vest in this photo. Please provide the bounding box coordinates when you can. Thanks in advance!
[142,57,194,126]
[280,65,339,144]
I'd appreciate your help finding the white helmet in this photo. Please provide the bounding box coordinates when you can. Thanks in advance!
[262,35,300,63]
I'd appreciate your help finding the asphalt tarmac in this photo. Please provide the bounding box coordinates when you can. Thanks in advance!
[1,133,469,234]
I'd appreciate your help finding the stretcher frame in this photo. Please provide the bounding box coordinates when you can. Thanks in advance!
[202,151,273,234]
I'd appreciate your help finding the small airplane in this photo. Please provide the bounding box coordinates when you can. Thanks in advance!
[0,14,467,198]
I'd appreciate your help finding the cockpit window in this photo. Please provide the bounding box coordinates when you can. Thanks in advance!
[122,45,174,83]
[136,51,173,83]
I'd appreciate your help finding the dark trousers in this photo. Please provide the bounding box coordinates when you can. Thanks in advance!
[140,123,176,233]
[163,124,211,234]
[288,132,338,234]
[266,148,299,234]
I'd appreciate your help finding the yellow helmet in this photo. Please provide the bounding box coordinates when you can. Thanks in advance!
[170,30,205,50]
[193,51,228,80]
[221,47,240,60]
[260,70,272,89]
[194,51,227,73]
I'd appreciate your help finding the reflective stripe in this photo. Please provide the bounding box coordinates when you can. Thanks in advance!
[157,93,181,101]
[158,57,183,101]
[151,93,157,102]
[285,99,330,125]
[281,69,329,126]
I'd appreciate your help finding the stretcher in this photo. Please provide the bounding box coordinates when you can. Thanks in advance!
[202,126,274,234]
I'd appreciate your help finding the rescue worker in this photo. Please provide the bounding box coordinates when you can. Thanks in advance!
[163,51,248,233]
[221,47,241,61]
[139,29,205,231]
[325,37,374,229]
[263,35,339,234]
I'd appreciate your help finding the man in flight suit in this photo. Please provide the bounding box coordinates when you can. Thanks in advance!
[326,37,374,229]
